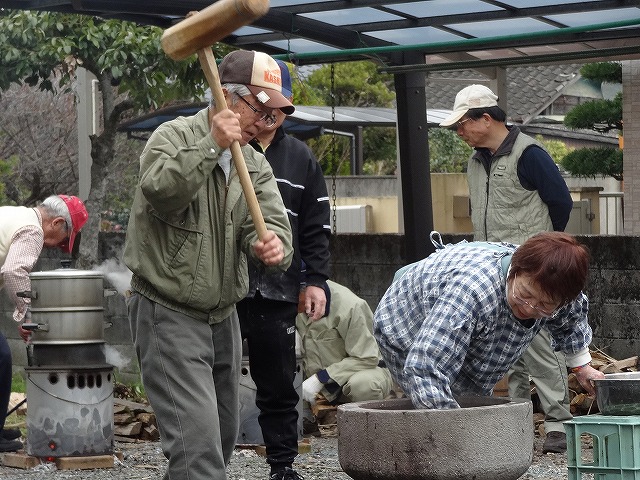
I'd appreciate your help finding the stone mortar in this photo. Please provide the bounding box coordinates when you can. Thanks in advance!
[338,396,533,480]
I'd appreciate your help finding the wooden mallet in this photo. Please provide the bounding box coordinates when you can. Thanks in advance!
[161,0,271,240]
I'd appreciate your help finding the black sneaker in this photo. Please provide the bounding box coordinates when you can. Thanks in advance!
[0,437,23,453]
[303,418,320,437]
[269,467,305,480]
[0,428,22,440]
[542,431,567,454]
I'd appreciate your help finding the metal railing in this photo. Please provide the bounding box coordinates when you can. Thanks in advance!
[600,192,624,235]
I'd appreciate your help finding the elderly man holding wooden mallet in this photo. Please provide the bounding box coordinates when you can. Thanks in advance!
[123,2,295,479]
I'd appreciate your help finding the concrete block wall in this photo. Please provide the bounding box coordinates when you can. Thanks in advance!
[2,233,640,383]
[578,235,640,358]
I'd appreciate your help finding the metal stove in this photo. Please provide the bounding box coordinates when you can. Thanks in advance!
[22,264,114,458]
[25,363,113,457]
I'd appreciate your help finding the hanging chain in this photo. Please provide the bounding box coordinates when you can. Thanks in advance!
[331,63,337,235]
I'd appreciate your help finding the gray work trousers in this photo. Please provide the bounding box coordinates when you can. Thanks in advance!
[508,329,572,433]
[127,292,241,480]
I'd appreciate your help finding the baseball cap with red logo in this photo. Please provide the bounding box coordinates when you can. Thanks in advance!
[218,50,295,114]
[58,195,89,253]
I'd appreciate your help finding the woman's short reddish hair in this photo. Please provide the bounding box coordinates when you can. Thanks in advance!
[509,232,590,304]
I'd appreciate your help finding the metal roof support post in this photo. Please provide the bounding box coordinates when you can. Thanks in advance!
[355,126,364,175]
[486,67,508,114]
[623,60,639,235]
[393,52,435,263]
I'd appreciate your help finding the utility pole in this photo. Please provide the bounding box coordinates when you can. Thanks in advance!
[76,67,99,200]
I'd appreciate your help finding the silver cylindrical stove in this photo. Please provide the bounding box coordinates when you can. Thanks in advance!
[25,364,114,458]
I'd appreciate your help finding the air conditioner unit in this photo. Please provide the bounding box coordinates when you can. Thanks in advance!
[329,205,373,233]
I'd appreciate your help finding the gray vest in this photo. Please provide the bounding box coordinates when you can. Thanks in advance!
[467,133,553,245]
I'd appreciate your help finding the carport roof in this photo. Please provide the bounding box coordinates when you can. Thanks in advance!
[118,103,451,136]
[2,0,640,68]
[4,0,636,261]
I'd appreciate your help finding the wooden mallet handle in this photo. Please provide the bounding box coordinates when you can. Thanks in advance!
[198,48,268,241]
[161,0,271,241]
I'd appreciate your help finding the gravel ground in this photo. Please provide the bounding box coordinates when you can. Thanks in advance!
[0,432,580,480]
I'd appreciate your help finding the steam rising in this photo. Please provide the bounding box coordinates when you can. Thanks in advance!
[104,344,130,369]
[95,258,132,295]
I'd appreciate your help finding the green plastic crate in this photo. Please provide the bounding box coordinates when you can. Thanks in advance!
[565,415,640,479]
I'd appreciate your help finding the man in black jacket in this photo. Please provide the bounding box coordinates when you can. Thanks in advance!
[237,60,331,480]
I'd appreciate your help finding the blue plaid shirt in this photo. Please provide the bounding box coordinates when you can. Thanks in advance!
[373,242,591,409]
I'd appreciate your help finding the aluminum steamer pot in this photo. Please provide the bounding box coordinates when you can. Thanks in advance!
[20,267,108,345]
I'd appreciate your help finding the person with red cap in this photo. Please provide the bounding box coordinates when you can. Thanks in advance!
[0,194,88,452]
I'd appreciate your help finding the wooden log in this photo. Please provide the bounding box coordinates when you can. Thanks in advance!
[55,454,113,470]
[135,412,157,428]
[113,398,154,414]
[601,356,639,374]
[114,421,142,437]
[113,412,135,425]
[140,425,160,442]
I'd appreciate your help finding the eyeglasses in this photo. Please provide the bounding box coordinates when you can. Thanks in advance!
[454,117,474,129]
[237,95,277,127]
[511,273,560,318]
[54,220,70,249]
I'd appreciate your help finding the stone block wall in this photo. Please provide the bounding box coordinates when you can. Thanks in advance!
[2,233,640,384]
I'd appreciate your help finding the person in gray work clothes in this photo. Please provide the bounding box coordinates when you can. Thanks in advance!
[440,84,576,454]
[297,279,393,410]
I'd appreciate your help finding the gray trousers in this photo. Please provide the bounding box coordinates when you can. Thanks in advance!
[508,329,572,433]
[127,292,241,480]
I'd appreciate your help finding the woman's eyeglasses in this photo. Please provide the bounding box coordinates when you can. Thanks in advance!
[511,273,561,318]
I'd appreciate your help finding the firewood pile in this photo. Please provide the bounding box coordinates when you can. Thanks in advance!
[113,398,160,443]
[309,398,339,437]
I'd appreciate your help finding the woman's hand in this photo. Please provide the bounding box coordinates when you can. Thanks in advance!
[573,364,604,396]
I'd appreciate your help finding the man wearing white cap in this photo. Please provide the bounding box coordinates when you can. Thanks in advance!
[440,84,574,454]
[124,50,294,480]
[0,194,88,452]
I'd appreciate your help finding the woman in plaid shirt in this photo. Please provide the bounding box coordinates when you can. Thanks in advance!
[373,231,604,409]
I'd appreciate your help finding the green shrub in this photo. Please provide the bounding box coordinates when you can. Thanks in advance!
[559,147,623,181]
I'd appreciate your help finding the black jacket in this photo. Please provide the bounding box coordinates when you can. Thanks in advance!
[247,127,331,304]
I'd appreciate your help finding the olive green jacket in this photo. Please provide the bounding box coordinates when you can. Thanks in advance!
[124,109,293,323]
